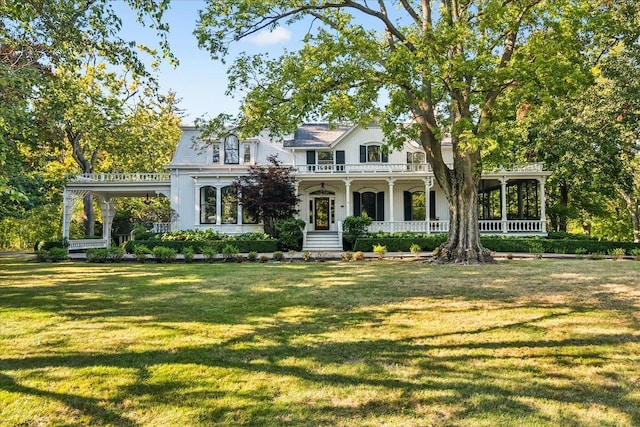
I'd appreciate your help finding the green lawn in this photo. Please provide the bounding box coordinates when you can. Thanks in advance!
[0,257,639,426]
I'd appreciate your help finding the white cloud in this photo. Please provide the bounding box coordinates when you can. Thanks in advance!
[246,27,292,46]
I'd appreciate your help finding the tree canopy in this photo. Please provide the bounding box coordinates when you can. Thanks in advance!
[195,0,635,262]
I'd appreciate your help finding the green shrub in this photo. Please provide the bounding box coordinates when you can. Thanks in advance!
[235,254,244,263]
[575,247,588,255]
[86,248,109,263]
[182,247,195,263]
[125,238,277,254]
[341,251,353,262]
[529,241,544,259]
[221,244,240,262]
[409,243,421,258]
[247,251,258,262]
[259,254,269,263]
[108,246,126,262]
[273,251,284,262]
[302,251,313,262]
[343,216,373,249]
[152,246,177,263]
[49,247,69,262]
[588,252,604,260]
[609,248,626,260]
[202,246,218,262]
[352,251,364,261]
[631,248,640,260]
[34,250,50,262]
[373,244,387,259]
[275,218,305,251]
[134,245,151,263]
[36,238,69,252]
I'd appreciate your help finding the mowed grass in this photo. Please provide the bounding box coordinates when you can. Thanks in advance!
[0,257,639,426]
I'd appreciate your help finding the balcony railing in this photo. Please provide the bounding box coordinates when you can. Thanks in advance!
[296,163,432,174]
[69,173,170,182]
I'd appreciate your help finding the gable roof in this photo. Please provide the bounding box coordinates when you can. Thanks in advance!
[283,124,353,148]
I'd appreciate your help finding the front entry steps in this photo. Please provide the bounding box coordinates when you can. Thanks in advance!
[303,231,343,251]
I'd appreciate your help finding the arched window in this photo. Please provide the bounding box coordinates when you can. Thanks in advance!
[200,186,216,224]
[224,135,239,164]
[221,186,238,224]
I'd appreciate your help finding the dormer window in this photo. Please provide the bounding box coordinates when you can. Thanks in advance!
[359,144,388,163]
[224,135,239,164]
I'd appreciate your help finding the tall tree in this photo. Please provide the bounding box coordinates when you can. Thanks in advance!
[0,0,174,206]
[194,0,622,263]
[233,155,300,236]
[34,57,181,236]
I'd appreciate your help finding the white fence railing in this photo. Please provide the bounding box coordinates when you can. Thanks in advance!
[68,239,108,250]
[152,222,172,233]
[69,173,170,182]
[369,220,543,234]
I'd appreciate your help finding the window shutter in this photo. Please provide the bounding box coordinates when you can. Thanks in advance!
[353,192,361,216]
[306,150,316,165]
[403,191,412,221]
[430,190,436,219]
[359,145,366,163]
[376,192,385,221]
[336,150,345,164]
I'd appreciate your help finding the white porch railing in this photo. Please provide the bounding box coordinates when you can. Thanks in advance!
[478,220,504,233]
[337,220,343,244]
[369,220,544,234]
[152,222,172,233]
[507,220,544,233]
[369,221,451,233]
[68,239,108,250]
[69,172,170,182]
[296,163,433,174]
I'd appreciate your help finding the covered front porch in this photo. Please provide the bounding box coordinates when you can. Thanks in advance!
[63,173,171,250]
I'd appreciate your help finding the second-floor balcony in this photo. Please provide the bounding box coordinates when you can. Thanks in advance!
[296,163,434,175]
[295,162,544,176]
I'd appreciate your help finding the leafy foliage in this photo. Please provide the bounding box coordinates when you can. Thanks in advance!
[232,155,299,236]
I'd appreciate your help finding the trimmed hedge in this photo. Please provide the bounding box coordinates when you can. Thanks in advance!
[354,235,448,252]
[354,235,640,254]
[124,239,278,254]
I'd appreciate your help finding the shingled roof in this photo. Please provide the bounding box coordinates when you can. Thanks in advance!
[283,124,353,148]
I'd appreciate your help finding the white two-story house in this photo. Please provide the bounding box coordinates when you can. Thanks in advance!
[63,124,551,251]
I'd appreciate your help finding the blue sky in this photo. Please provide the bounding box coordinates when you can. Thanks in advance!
[117,0,303,124]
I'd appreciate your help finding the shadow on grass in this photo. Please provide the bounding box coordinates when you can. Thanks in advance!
[1,260,639,425]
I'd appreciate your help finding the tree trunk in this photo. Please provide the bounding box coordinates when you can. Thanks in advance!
[83,194,95,237]
[559,182,569,232]
[435,159,492,264]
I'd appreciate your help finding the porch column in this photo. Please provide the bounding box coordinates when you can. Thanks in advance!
[500,177,508,234]
[424,178,433,234]
[344,178,352,216]
[193,178,200,227]
[98,197,117,248]
[539,177,547,233]
[387,178,395,226]
[216,186,222,225]
[62,189,72,239]
[237,188,243,225]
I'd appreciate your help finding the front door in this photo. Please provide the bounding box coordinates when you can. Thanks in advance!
[314,197,330,230]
